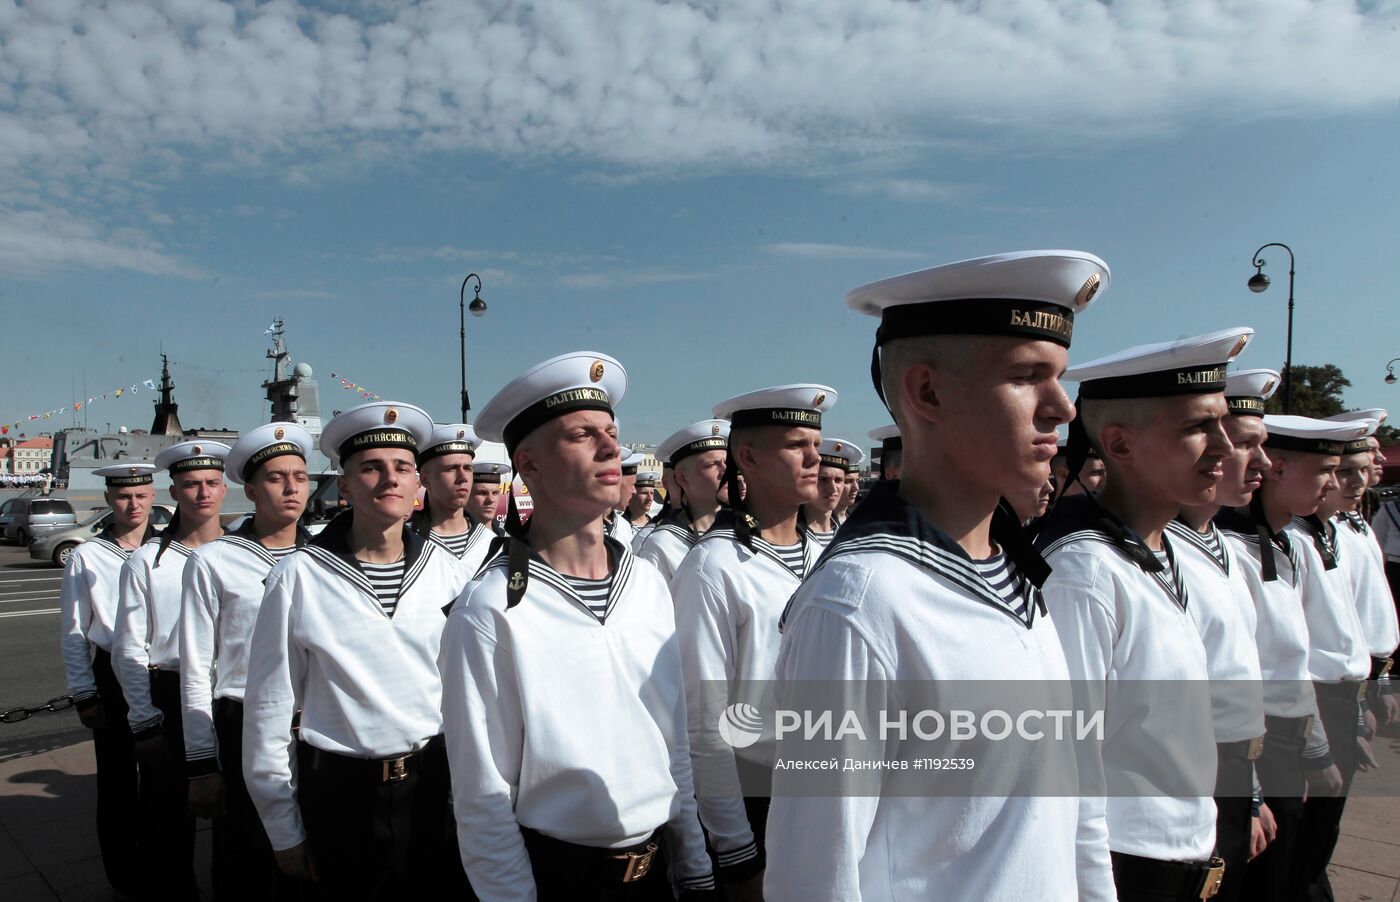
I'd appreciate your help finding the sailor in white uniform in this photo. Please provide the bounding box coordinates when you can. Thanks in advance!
[180,422,313,899]
[242,402,470,899]
[767,250,1107,901]
[1037,327,1254,901]
[411,422,497,576]
[1168,368,1276,902]
[833,443,863,525]
[868,424,901,481]
[1267,415,1380,899]
[603,449,641,546]
[803,438,860,544]
[670,383,835,895]
[626,470,661,545]
[470,441,512,536]
[439,351,715,901]
[114,440,231,901]
[636,419,730,584]
[58,463,158,896]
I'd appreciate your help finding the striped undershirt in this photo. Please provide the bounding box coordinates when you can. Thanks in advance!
[772,541,807,579]
[1197,528,1223,562]
[267,545,297,560]
[563,573,613,622]
[360,558,406,616]
[432,530,471,558]
[970,549,1030,623]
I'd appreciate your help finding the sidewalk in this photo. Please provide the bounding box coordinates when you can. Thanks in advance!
[2,731,1399,900]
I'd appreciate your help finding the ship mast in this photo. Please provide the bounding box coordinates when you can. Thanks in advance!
[150,354,183,436]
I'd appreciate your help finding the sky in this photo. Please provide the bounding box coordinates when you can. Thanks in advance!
[3,0,1400,448]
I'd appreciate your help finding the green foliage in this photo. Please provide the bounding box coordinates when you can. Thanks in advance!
[1264,364,1350,417]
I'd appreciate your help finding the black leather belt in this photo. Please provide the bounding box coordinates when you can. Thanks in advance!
[1218,737,1264,761]
[1264,714,1313,739]
[1111,851,1226,900]
[299,735,440,784]
[521,826,662,884]
[1315,680,1366,702]
[1370,656,1394,680]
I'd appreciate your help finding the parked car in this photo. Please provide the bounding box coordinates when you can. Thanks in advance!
[0,497,78,546]
[30,504,174,567]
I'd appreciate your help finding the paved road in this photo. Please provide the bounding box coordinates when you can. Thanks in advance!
[0,544,85,760]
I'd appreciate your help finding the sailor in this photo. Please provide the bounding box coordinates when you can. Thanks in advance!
[868,423,901,480]
[1325,409,1389,521]
[1037,327,1254,901]
[470,441,512,536]
[832,445,864,524]
[1323,415,1399,731]
[636,419,730,583]
[439,351,715,900]
[58,462,159,897]
[603,448,641,545]
[114,440,232,901]
[1269,415,1383,900]
[767,250,1106,901]
[179,422,313,900]
[1167,368,1275,902]
[412,422,496,576]
[626,469,660,534]
[803,438,859,544]
[670,382,835,896]
[1052,436,1106,497]
[242,401,469,899]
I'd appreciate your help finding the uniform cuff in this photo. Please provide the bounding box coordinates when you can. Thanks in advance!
[185,755,221,779]
[716,841,763,883]
[131,720,163,744]
[1303,751,1334,771]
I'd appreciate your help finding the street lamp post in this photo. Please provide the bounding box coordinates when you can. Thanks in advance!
[1385,357,1400,386]
[1247,243,1296,413]
[459,273,488,422]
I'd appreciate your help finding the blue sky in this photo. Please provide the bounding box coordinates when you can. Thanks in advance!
[3,0,1399,447]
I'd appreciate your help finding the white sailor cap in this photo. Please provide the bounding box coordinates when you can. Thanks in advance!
[1324,408,1388,426]
[154,440,231,476]
[320,401,433,470]
[475,351,626,455]
[657,419,730,466]
[93,463,157,487]
[1068,327,1254,400]
[713,384,837,430]
[1263,415,1375,456]
[868,423,901,453]
[819,438,863,472]
[850,249,1107,345]
[471,441,513,484]
[620,449,643,475]
[225,422,314,485]
[1224,368,1280,418]
[635,470,661,488]
[418,423,480,466]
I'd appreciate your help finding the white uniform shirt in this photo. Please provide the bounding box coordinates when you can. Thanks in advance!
[439,537,714,901]
[414,509,499,579]
[766,486,1086,902]
[668,512,822,873]
[1334,514,1399,658]
[242,517,467,851]
[630,520,657,553]
[1285,517,1371,682]
[1167,519,1267,742]
[603,510,635,547]
[1039,498,1216,902]
[635,510,701,584]
[113,538,198,732]
[179,526,306,776]
[58,532,142,700]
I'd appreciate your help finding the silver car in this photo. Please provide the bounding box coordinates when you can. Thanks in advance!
[0,497,78,545]
[30,504,174,567]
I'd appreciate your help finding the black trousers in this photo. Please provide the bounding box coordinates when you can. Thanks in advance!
[295,735,468,902]
[90,648,146,893]
[1212,744,1256,902]
[1292,685,1362,902]
[1110,851,1221,902]
[1241,725,1306,902]
[522,828,673,902]
[142,668,199,901]
[211,698,283,901]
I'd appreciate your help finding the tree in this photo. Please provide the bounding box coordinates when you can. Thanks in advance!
[1265,363,1398,444]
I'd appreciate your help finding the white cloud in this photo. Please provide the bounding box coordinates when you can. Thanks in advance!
[837,178,980,204]
[0,206,202,278]
[558,270,709,290]
[762,243,925,261]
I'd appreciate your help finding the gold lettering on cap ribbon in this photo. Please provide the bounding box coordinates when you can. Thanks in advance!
[1008,309,1073,339]
[1177,367,1227,386]
[544,387,608,409]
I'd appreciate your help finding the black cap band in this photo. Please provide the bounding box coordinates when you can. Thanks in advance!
[1078,364,1228,400]
[1264,434,1346,455]
[730,408,822,430]
[621,464,639,476]
[845,463,861,474]
[169,456,225,475]
[417,441,477,466]
[1342,439,1372,454]
[242,442,305,481]
[1227,397,1267,417]
[503,387,613,455]
[105,474,154,487]
[670,436,727,466]
[819,454,848,469]
[338,428,417,465]
[876,298,1075,349]
[473,468,507,484]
